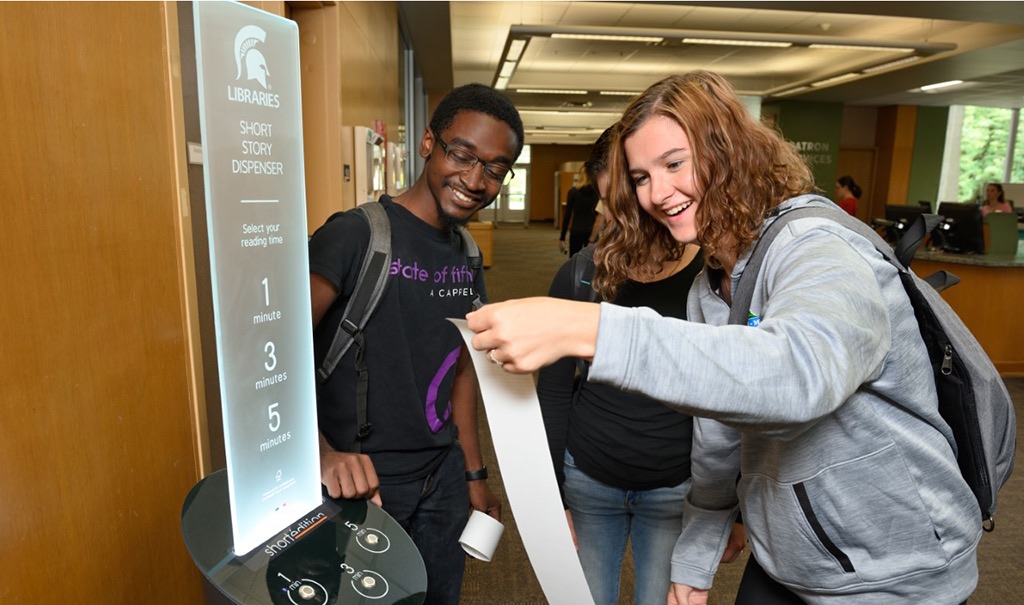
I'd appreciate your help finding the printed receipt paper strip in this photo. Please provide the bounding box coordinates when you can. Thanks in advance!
[450,319,595,605]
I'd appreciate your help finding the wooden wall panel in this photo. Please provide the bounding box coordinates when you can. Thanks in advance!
[278,1,401,228]
[0,2,203,602]
[528,144,593,223]
[337,2,399,209]
[874,105,918,208]
[294,2,400,219]
[243,1,287,17]
[337,2,399,132]
[914,261,1024,375]
[294,3,346,232]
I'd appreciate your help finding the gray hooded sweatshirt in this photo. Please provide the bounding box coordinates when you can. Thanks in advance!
[588,195,980,604]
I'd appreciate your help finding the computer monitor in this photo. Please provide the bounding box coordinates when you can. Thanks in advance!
[935,202,984,254]
[876,204,927,244]
[885,204,926,233]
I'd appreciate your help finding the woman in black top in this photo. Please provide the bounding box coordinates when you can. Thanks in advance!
[537,127,742,605]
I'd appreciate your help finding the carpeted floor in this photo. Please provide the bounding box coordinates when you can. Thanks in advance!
[461,221,1024,604]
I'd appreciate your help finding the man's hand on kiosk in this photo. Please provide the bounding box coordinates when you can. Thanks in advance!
[321,450,382,506]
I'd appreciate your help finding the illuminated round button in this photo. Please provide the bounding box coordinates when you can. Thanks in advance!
[350,570,388,599]
[297,585,317,600]
[356,529,390,553]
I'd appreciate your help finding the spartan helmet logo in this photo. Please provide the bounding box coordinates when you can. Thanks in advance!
[234,25,270,89]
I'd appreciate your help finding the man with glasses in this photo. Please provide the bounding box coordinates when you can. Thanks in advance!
[308,83,523,605]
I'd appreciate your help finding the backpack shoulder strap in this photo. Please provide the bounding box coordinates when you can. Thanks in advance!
[728,207,815,326]
[729,204,947,325]
[316,202,392,452]
[455,225,484,310]
[568,245,598,378]
[570,244,599,303]
[893,213,944,268]
[456,224,482,269]
[316,202,392,384]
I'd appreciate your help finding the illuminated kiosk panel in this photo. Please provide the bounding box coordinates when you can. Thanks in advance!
[186,5,426,603]
[193,1,320,556]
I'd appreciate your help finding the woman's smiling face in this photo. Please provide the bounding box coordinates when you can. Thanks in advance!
[625,115,700,245]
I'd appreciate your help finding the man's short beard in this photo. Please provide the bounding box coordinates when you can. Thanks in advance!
[434,196,496,228]
[434,196,470,228]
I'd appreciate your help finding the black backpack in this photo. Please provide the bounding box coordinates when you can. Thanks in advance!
[314,201,482,451]
[731,202,1016,531]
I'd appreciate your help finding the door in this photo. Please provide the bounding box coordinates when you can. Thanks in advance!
[478,166,529,224]
[500,165,529,224]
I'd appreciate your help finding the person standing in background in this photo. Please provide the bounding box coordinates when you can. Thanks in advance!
[981,182,1013,216]
[560,168,602,256]
[537,125,744,605]
[834,175,861,217]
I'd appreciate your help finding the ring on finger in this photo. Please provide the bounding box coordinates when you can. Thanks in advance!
[487,349,503,366]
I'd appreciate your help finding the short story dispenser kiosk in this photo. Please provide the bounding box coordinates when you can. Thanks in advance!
[180,3,425,603]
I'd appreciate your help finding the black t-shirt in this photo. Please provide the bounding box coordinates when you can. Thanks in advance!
[561,185,601,239]
[537,251,703,494]
[308,196,487,482]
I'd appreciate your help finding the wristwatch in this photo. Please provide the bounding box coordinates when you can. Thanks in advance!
[465,466,488,481]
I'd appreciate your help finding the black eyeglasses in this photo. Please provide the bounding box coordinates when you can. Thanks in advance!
[435,133,515,186]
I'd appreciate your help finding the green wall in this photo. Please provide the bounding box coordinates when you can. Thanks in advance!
[763,100,844,194]
[907,106,949,209]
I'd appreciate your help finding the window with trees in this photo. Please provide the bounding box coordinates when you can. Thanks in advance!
[941,106,1022,203]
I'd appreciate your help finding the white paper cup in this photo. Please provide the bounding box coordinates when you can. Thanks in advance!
[459,510,505,562]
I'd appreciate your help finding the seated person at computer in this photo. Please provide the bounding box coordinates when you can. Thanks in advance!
[835,175,861,216]
[981,182,1013,217]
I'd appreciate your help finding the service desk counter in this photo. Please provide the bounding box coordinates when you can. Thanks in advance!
[913,250,1024,376]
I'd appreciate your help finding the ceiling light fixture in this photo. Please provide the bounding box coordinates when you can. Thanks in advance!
[516,88,589,95]
[550,32,664,43]
[919,80,964,92]
[599,90,640,96]
[504,24,954,55]
[493,37,529,91]
[528,126,594,132]
[809,43,914,52]
[521,109,624,118]
[525,128,606,136]
[810,73,859,87]
[506,38,527,62]
[492,24,957,94]
[862,55,921,73]
[683,38,792,48]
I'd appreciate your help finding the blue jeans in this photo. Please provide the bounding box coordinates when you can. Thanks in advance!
[564,450,691,605]
[378,444,469,605]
